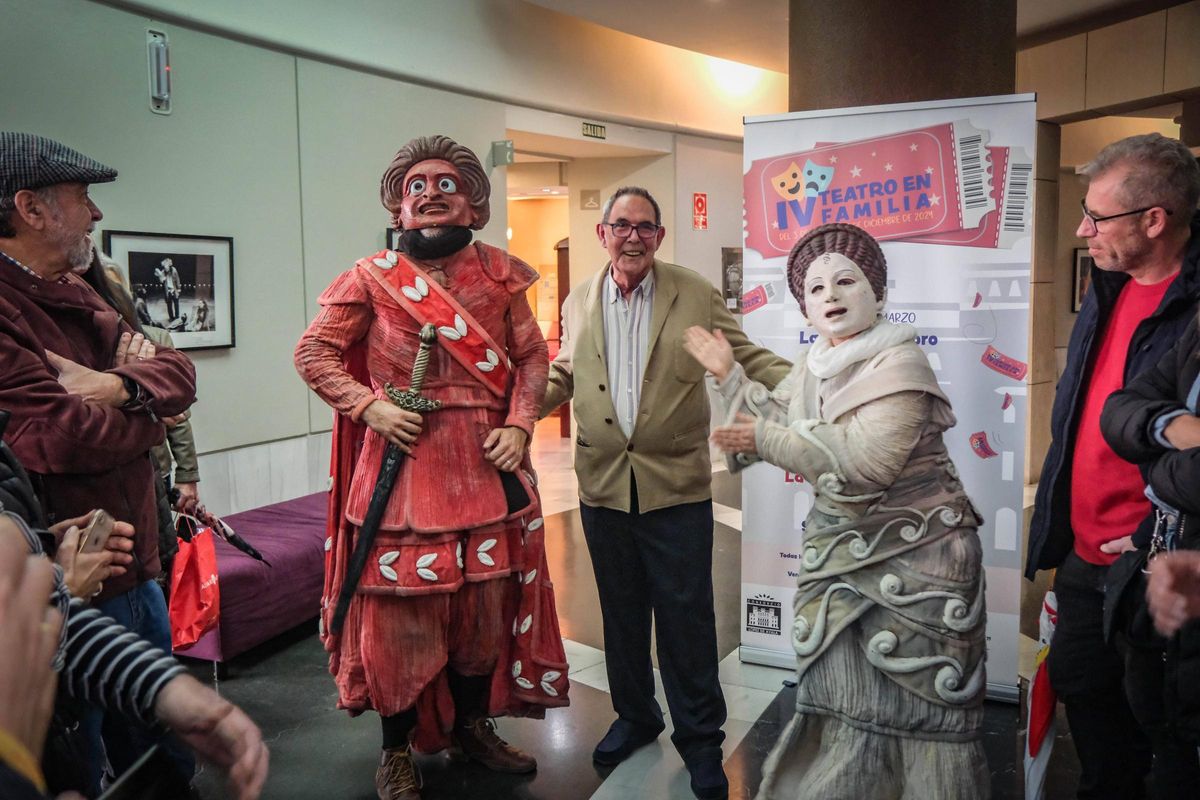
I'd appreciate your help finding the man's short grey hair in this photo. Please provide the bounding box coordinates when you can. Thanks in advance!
[602,187,662,225]
[1081,133,1200,232]
[0,185,57,238]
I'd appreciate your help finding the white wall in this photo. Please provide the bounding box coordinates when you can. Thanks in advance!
[673,135,745,288]
[103,0,787,139]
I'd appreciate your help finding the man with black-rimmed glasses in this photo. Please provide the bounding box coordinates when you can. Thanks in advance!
[543,187,789,800]
[1028,133,1200,799]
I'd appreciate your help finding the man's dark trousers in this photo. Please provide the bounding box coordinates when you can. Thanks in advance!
[579,477,726,762]
[1048,551,1200,799]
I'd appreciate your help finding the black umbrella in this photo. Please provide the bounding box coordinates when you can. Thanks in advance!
[170,488,271,566]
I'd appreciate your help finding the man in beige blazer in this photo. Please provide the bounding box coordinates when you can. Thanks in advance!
[542,187,789,800]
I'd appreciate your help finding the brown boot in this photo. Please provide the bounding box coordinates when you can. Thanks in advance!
[375,746,421,800]
[452,716,537,773]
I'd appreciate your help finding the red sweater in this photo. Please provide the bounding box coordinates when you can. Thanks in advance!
[1071,274,1175,564]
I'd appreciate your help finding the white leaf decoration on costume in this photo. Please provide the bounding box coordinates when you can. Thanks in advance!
[417,568,438,582]
[378,551,400,566]
[485,349,499,366]
[515,677,534,690]
[438,326,463,341]
[456,542,463,568]
[475,360,495,372]
[541,670,561,683]
[414,276,429,297]
[372,257,394,270]
[541,682,558,697]
[385,250,398,265]
[380,565,398,582]
[512,660,522,678]
[477,538,497,567]
[523,569,537,585]
[324,537,332,552]
[454,314,467,337]
[416,553,438,569]
[527,518,544,532]
[401,286,422,302]
[519,615,532,634]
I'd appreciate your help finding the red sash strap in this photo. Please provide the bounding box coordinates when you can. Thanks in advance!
[360,250,511,397]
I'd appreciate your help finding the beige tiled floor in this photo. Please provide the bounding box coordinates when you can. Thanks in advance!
[527,419,791,798]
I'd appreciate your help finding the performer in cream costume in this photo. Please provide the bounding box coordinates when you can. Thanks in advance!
[685,223,988,799]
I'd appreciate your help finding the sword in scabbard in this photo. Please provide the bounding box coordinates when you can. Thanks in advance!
[330,322,442,634]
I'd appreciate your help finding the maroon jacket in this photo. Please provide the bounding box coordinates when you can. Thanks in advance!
[0,257,196,598]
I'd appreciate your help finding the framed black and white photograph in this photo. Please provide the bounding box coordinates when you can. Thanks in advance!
[387,227,402,251]
[721,246,743,313]
[102,231,235,350]
[1072,247,1093,313]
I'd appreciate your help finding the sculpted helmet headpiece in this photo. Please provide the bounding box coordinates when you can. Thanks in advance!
[786,223,887,318]
[380,135,490,231]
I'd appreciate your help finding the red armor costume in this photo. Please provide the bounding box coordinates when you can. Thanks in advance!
[294,138,567,796]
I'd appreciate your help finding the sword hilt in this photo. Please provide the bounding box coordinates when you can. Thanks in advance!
[385,323,442,413]
[409,323,437,393]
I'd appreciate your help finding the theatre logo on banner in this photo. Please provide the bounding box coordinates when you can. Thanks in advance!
[738,94,1036,701]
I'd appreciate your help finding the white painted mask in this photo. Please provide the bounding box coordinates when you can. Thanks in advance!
[802,252,883,345]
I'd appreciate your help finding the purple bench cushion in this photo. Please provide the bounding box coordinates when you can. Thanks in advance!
[174,492,327,662]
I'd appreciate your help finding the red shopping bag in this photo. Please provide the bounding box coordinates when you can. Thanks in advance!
[169,526,220,650]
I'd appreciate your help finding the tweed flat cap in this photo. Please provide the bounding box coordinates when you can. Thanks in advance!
[0,132,117,196]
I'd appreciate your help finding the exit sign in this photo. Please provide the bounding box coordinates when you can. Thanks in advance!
[582,122,606,139]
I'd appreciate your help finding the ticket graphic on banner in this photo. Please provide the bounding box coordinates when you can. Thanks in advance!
[902,146,1033,249]
[743,120,995,258]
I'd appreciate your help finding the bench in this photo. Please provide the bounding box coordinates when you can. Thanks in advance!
[173,491,327,665]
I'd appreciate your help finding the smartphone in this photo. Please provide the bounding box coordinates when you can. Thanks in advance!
[77,509,115,554]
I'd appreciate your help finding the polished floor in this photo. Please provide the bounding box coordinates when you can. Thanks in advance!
[185,420,1072,799]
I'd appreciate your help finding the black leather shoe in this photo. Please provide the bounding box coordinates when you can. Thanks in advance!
[686,756,728,800]
[592,719,662,766]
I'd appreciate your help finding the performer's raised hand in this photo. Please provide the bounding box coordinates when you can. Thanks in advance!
[484,426,528,472]
[362,401,423,453]
[710,412,758,456]
[683,326,734,381]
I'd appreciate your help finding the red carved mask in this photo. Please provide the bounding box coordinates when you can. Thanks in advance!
[397,159,477,230]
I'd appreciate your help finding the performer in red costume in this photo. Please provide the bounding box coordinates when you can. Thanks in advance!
[295,136,568,800]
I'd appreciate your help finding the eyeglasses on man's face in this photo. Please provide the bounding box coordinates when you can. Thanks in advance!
[604,220,661,239]
[1079,198,1172,233]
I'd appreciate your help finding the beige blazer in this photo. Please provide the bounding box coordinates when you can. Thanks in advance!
[542,260,791,514]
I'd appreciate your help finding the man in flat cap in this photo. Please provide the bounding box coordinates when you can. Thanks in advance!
[0,132,198,791]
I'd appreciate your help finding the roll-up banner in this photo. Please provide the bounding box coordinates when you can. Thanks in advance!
[739,95,1036,701]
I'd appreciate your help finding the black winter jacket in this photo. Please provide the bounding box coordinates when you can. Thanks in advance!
[1102,315,1200,509]
[0,411,50,546]
[1100,316,1200,741]
[1026,214,1200,579]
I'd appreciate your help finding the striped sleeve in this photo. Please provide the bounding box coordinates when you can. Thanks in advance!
[60,598,186,725]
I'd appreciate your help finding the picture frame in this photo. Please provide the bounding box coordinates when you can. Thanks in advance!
[102,231,235,350]
[1072,247,1093,313]
[721,246,744,313]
